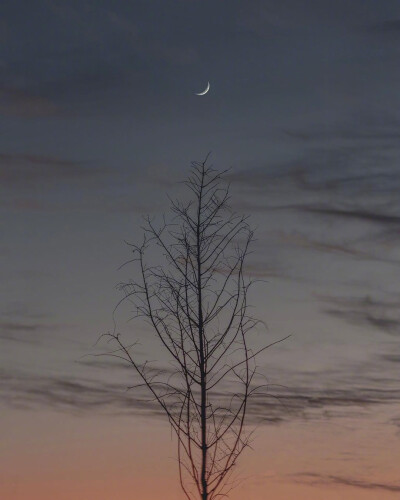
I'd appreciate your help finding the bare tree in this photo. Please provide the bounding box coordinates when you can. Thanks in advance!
[104,157,284,500]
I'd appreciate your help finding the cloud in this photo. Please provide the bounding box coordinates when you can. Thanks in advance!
[380,354,400,364]
[243,261,288,279]
[295,205,400,227]
[236,0,349,37]
[0,151,114,211]
[0,319,57,344]
[76,356,146,372]
[0,321,44,332]
[0,370,390,422]
[368,19,400,35]
[230,116,400,200]
[0,305,61,344]
[228,117,400,277]
[274,231,370,258]
[0,152,105,186]
[0,3,201,121]
[327,310,400,335]
[293,472,400,492]
[0,87,59,117]
[243,343,400,426]
[0,368,164,417]
[318,294,400,336]
[0,150,161,213]
[1,303,48,320]
[284,115,400,142]
[247,383,400,425]
[3,342,400,424]
[229,148,400,201]
[47,3,198,66]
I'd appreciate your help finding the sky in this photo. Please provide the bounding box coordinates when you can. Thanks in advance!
[1,1,400,498]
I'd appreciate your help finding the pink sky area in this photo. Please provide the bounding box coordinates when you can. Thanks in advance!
[2,408,399,499]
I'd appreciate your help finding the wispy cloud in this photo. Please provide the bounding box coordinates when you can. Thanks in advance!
[0,320,57,344]
[380,353,400,364]
[294,205,400,227]
[293,472,400,492]
[318,294,400,336]
[247,384,400,425]
[0,151,114,212]
[0,152,105,186]
[228,115,400,292]
[274,231,371,258]
[367,19,400,35]
[0,369,163,417]
[3,355,400,424]
[0,87,59,117]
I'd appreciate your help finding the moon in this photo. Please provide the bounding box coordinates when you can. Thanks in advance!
[195,82,210,96]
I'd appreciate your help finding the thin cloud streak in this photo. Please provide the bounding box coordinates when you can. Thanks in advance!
[0,320,57,344]
[3,358,400,424]
[292,472,400,492]
[0,86,59,117]
[0,152,106,186]
[318,294,400,336]
[0,369,163,417]
[367,19,400,35]
[295,205,400,227]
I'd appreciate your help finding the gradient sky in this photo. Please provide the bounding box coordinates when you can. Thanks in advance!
[2,1,400,499]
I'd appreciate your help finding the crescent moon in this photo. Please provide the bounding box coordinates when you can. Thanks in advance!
[195,82,210,96]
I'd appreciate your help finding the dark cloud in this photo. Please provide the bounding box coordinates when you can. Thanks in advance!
[380,353,400,364]
[247,384,400,425]
[293,472,400,492]
[1,303,48,320]
[0,86,59,117]
[274,231,370,258]
[284,115,400,142]
[0,320,53,344]
[0,2,240,119]
[368,19,400,35]
[229,144,400,200]
[296,205,400,227]
[326,310,400,335]
[76,358,133,371]
[228,119,400,278]
[0,151,115,212]
[318,294,400,336]
[3,357,400,424]
[0,369,163,416]
[0,152,105,186]
[1,322,42,332]
[229,115,400,213]
[237,0,382,36]
[0,305,60,343]
[243,261,288,279]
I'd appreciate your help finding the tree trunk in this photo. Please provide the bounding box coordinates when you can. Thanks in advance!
[198,169,208,500]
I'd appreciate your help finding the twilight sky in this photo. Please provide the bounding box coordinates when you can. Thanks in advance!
[2,1,400,499]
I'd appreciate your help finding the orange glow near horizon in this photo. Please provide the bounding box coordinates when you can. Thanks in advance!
[2,408,400,500]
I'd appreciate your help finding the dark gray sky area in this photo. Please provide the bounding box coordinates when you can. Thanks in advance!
[1,2,400,498]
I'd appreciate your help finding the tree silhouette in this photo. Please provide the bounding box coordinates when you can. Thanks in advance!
[104,157,284,499]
